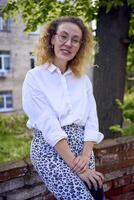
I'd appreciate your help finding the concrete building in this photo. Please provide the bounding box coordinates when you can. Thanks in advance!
[0,8,39,113]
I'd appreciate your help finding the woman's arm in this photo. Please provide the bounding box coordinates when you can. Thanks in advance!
[84,76,104,144]
[54,139,76,169]
[82,141,94,158]
[72,77,104,174]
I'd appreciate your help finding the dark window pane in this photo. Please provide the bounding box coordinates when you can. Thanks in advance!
[0,57,2,69]
[6,96,12,108]
[6,19,11,31]
[30,58,35,69]
[0,51,10,55]
[4,57,10,70]
[0,96,4,108]
[0,14,11,32]
[0,16,2,31]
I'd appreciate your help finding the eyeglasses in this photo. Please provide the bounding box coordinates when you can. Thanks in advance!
[55,33,82,47]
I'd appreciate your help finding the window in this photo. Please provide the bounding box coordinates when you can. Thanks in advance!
[30,52,35,69]
[0,91,13,112]
[0,14,11,32]
[0,51,10,76]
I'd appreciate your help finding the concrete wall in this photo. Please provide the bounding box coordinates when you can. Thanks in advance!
[0,136,134,200]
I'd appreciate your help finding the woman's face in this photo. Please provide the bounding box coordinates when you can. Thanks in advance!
[51,22,82,64]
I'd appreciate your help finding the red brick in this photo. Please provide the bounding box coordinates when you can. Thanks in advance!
[105,182,134,198]
[0,167,28,182]
[112,174,133,188]
[110,192,134,200]
[126,149,134,159]
[105,187,122,198]
[96,159,134,174]
[45,194,57,200]
[99,154,119,165]
[103,181,112,192]
[122,183,134,193]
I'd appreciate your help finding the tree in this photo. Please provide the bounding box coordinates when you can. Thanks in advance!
[94,1,131,138]
[2,0,134,138]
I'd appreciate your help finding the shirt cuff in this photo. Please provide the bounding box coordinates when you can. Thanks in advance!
[42,129,68,147]
[84,129,104,144]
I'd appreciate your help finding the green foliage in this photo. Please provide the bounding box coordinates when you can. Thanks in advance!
[109,122,134,136]
[127,12,134,76]
[115,91,134,122]
[110,91,134,136]
[123,91,134,121]
[0,114,32,163]
[0,113,28,135]
[2,1,134,77]
[3,0,134,32]
[109,124,124,135]
[123,122,134,135]
[98,0,124,13]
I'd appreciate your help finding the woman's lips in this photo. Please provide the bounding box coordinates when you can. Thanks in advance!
[60,49,71,55]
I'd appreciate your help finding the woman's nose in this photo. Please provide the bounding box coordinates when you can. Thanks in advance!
[65,38,72,46]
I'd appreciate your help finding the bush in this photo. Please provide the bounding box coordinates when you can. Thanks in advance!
[0,114,32,163]
[0,114,28,135]
[110,90,134,136]
[123,91,134,122]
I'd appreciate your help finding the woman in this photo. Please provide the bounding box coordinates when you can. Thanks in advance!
[22,16,105,200]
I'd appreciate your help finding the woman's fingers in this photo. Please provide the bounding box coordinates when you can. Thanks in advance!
[73,161,86,173]
[78,164,87,174]
[94,171,104,182]
[90,170,104,189]
[85,178,92,189]
[73,157,87,172]
[73,156,80,166]
[88,173,98,190]
[78,169,104,191]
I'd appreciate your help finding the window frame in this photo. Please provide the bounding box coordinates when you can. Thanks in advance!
[0,15,11,32]
[0,92,13,112]
[0,52,11,72]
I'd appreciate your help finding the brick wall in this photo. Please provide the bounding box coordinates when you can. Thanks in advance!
[0,136,134,200]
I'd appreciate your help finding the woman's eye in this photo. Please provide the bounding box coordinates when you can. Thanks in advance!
[73,39,79,43]
[61,35,68,40]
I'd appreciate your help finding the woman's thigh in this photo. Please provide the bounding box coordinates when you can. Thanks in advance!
[30,129,93,200]
[32,154,93,200]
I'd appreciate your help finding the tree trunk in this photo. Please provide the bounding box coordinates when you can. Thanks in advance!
[93,3,131,138]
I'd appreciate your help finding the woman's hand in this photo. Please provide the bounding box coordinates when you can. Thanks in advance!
[78,169,104,190]
[72,141,95,173]
[72,155,89,173]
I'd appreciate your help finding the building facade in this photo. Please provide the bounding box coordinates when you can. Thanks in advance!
[0,9,39,113]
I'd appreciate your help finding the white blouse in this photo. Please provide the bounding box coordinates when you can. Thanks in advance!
[22,63,104,147]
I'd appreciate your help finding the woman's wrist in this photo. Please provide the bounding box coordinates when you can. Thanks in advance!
[54,139,76,169]
[82,141,94,158]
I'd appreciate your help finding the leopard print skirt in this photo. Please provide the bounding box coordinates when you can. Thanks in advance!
[30,123,95,200]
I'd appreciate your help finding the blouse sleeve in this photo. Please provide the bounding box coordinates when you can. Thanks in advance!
[84,76,104,144]
[22,71,67,147]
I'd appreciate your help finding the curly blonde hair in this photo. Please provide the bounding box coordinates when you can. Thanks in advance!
[34,16,95,77]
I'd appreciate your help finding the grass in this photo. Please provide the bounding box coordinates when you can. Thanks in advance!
[0,114,32,164]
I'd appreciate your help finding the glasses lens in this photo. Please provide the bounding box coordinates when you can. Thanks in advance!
[58,34,68,43]
[72,39,81,47]
[57,33,81,47]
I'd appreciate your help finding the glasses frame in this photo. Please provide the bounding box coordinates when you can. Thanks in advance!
[55,33,82,47]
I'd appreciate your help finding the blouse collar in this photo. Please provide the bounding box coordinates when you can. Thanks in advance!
[47,63,72,75]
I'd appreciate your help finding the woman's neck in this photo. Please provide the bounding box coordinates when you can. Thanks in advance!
[53,58,68,74]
